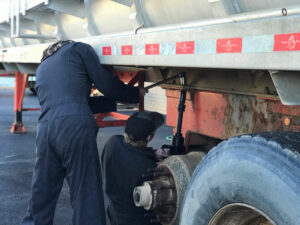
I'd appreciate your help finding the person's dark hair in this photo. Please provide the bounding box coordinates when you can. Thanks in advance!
[124,111,164,144]
[41,40,73,62]
[124,133,149,148]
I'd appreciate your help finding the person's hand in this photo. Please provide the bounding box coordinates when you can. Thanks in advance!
[155,148,170,161]
[139,87,148,97]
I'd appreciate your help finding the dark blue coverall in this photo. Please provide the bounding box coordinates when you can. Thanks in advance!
[21,42,140,225]
[101,135,158,225]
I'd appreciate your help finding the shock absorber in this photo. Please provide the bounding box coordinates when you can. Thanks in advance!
[161,73,186,155]
[170,74,186,155]
[145,72,187,155]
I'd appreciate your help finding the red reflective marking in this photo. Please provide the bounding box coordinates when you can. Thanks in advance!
[145,44,160,55]
[102,46,112,55]
[121,45,133,55]
[274,33,300,51]
[176,41,195,54]
[217,38,242,53]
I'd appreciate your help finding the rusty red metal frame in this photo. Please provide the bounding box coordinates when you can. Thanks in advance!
[96,112,130,128]
[95,71,145,128]
[0,73,13,77]
[166,89,300,140]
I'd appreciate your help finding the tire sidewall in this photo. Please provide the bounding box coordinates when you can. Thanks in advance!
[180,135,300,225]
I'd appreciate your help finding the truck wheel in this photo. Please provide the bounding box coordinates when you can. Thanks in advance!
[180,132,300,225]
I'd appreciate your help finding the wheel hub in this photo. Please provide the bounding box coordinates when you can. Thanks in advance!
[209,203,275,225]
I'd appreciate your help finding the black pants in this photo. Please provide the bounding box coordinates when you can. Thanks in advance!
[21,115,106,225]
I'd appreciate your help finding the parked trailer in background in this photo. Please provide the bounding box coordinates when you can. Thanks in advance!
[0,0,300,224]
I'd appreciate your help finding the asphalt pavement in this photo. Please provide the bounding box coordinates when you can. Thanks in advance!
[0,87,172,225]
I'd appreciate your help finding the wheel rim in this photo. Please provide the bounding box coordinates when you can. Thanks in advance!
[208,203,275,225]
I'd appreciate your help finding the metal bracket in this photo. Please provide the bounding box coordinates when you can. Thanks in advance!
[111,0,133,7]
[47,0,86,19]
[269,70,300,105]
[16,63,38,74]
[24,11,56,26]
[0,24,10,32]
[10,7,56,39]
[2,63,19,72]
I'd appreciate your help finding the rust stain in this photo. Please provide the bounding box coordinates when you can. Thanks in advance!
[211,107,218,120]
[165,89,300,140]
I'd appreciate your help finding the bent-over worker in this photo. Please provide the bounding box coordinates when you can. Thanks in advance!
[21,40,146,225]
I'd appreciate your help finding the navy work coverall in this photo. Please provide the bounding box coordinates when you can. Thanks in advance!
[101,135,159,225]
[21,42,140,225]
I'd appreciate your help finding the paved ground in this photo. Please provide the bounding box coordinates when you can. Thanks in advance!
[0,87,173,225]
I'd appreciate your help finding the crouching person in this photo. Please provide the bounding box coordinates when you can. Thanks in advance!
[101,111,165,225]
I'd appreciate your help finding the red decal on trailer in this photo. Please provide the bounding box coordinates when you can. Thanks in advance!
[121,45,133,55]
[217,38,242,53]
[176,41,195,54]
[274,33,300,51]
[102,46,112,55]
[145,44,160,55]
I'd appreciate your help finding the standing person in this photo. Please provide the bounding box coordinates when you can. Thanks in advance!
[21,40,146,225]
[101,111,167,225]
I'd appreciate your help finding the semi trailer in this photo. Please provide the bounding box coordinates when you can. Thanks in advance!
[0,0,299,224]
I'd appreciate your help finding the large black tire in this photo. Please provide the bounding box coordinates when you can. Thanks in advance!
[180,132,300,225]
